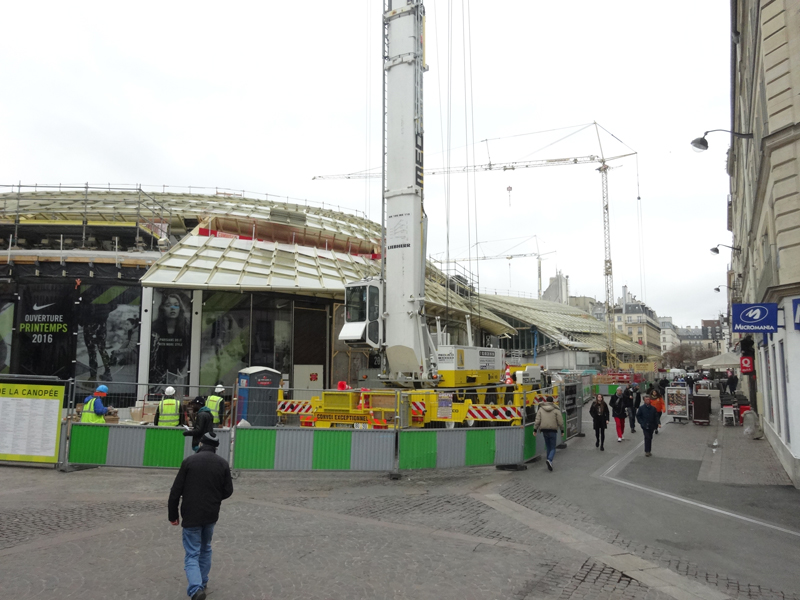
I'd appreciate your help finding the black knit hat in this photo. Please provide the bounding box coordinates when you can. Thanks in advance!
[201,431,219,447]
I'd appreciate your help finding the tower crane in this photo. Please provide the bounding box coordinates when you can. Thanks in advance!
[319,124,632,368]
[313,153,634,179]
[439,250,556,300]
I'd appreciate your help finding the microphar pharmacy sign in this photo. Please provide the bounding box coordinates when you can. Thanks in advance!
[731,303,778,333]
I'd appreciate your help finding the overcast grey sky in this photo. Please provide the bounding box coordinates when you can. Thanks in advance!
[0,1,733,327]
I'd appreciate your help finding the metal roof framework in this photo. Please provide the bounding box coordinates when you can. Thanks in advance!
[141,234,515,336]
[477,294,656,357]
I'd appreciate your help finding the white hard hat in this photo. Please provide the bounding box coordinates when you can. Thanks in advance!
[215,385,224,393]
[165,386,176,396]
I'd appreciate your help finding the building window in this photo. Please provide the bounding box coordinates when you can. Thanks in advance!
[617,325,622,331]
[637,316,642,323]
[626,316,632,323]
[617,316,622,322]
[638,327,643,335]
[627,328,632,336]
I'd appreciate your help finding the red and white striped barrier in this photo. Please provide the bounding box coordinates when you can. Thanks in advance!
[467,405,522,421]
[278,400,313,414]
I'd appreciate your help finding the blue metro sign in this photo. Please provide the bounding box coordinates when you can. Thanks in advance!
[731,303,778,333]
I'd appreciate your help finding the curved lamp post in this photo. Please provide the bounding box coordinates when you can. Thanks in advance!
[710,244,741,254]
[714,285,730,293]
[691,129,753,152]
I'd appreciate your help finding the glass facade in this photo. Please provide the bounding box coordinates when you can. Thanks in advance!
[199,291,251,388]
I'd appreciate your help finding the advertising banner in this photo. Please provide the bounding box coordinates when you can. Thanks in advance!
[665,386,689,419]
[75,284,141,390]
[150,289,192,386]
[732,303,778,333]
[17,284,77,380]
[0,382,64,463]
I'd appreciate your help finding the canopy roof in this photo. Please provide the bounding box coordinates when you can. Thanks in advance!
[478,294,660,358]
[697,352,741,369]
[141,233,515,336]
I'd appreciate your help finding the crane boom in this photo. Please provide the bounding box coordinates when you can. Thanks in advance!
[313,153,636,180]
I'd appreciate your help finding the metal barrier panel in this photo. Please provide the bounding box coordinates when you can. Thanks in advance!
[464,429,495,466]
[214,429,232,464]
[436,429,467,468]
[312,430,352,470]
[494,427,524,465]
[350,430,395,471]
[233,428,276,470]
[143,428,185,468]
[69,424,109,465]
[106,426,146,467]
[398,430,437,469]
[523,424,536,461]
[274,429,314,470]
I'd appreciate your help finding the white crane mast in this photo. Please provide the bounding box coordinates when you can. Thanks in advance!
[383,0,435,380]
[339,0,438,384]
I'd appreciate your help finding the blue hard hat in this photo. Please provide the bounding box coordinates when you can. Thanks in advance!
[96,385,109,394]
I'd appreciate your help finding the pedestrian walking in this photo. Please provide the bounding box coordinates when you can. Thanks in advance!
[629,384,642,432]
[636,395,660,456]
[80,384,112,423]
[658,376,669,396]
[168,431,234,600]
[650,389,665,434]
[184,397,214,452]
[589,393,609,451]
[728,373,739,395]
[534,396,563,471]
[155,386,184,427]
[609,388,628,442]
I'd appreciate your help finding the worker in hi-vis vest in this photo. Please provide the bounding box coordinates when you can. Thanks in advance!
[205,385,225,426]
[81,384,111,423]
[155,386,184,427]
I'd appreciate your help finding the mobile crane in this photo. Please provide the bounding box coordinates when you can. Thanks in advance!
[277,0,545,429]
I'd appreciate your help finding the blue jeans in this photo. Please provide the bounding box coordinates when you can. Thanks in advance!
[542,430,558,462]
[182,523,215,597]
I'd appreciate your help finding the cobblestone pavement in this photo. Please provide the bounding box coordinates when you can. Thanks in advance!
[1,461,797,600]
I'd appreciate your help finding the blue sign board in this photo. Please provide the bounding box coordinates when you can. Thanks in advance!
[793,299,800,330]
[732,303,778,333]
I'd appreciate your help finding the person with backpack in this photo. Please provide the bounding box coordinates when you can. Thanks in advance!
[184,397,214,452]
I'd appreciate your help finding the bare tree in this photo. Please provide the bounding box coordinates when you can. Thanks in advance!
[662,344,718,369]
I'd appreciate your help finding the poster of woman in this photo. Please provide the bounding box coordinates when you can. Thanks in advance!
[149,290,191,386]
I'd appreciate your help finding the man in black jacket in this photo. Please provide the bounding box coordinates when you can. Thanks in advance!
[169,431,233,600]
[184,397,214,452]
[636,395,660,457]
[629,384,642,433]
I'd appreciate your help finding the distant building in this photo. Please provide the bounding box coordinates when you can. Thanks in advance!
[542,271,569,304]
[610,286,660,354]
[659,317,680,353]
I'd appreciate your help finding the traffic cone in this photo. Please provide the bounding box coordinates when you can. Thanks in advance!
[504,365,514,385]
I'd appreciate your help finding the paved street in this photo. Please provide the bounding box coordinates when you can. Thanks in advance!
[1,401,799,600]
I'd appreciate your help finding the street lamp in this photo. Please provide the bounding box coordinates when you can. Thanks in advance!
[691,129,753,152]
[710,244,741,255]
[713,285,729,293]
